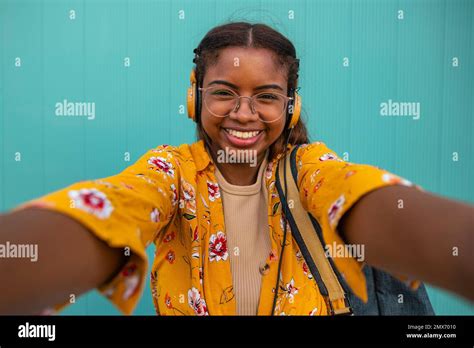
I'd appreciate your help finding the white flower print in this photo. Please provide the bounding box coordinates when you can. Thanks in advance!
[68,188,113,219]
[319,153,337,161]
[148,156,174,178]
[207,181,220,202]
[209,231,229,262]
[121,263,140,300]
[188,287,209,316]
[284,278,299,300]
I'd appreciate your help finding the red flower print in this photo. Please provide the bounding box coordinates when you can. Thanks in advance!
[163,231,175,243]
[165,250,175,264]
[207,181,220,202]
[121,262,137,277]
[68,188,113,219]
[328,194,346,226]
[209,231,228,262]
[188,287,209,316]
[148,156,174,177]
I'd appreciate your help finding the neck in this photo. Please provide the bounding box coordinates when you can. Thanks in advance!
[207,145,267,186]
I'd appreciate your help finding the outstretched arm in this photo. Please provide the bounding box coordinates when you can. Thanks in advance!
[339,185,474,302]
[0,145,181,314]
[0,208,126,314]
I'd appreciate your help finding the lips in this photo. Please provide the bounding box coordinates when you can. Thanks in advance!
[222,128,264,148]
[224,128,262,139]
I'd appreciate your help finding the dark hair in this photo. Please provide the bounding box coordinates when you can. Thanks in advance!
[192,21,310,159]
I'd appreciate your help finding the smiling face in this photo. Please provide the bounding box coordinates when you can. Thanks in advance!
[200,47,288,160]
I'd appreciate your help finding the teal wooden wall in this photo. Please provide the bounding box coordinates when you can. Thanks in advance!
[1,0,472,315]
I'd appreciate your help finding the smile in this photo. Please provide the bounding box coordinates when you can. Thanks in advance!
[224,128,262,139]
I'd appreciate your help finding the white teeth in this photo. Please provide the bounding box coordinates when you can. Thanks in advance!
[225,129,261,139]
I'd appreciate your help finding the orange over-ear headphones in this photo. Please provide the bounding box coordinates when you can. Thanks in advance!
[186,69,302,129]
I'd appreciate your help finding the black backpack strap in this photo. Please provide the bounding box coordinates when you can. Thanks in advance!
[275,145,353,315]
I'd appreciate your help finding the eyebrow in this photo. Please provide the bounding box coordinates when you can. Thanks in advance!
[208,80,284,92]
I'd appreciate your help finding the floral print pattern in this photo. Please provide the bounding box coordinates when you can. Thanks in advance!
[209,231,229,262]
[328,194,346,227]
[19,140,421,316]
[188,287,209,316]
[68,188,113,219]
[207,181,220,202]
[148,156,174,178]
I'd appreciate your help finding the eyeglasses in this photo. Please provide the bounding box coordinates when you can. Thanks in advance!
[198,86,293,123]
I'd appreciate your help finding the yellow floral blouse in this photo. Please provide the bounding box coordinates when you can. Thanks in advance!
[15,140,421,316]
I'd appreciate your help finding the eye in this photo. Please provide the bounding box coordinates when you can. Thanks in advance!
[211,89,235,96]
[257,93,279,100]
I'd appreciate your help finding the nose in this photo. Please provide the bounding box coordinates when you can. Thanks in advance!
[228,96,259,123]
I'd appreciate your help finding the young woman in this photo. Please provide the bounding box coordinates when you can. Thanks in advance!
[0,22,473,316]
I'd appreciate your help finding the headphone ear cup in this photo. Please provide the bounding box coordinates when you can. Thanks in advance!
[187,86,196,121]
[187,70,197,121]
[288,92,301,129]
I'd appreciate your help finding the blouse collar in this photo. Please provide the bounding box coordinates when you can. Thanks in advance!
[189,139,294,173]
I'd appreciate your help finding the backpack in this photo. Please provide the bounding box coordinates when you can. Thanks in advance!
[275,145,434,315]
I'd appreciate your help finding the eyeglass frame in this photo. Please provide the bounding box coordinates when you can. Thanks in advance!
[197,86,295,123]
